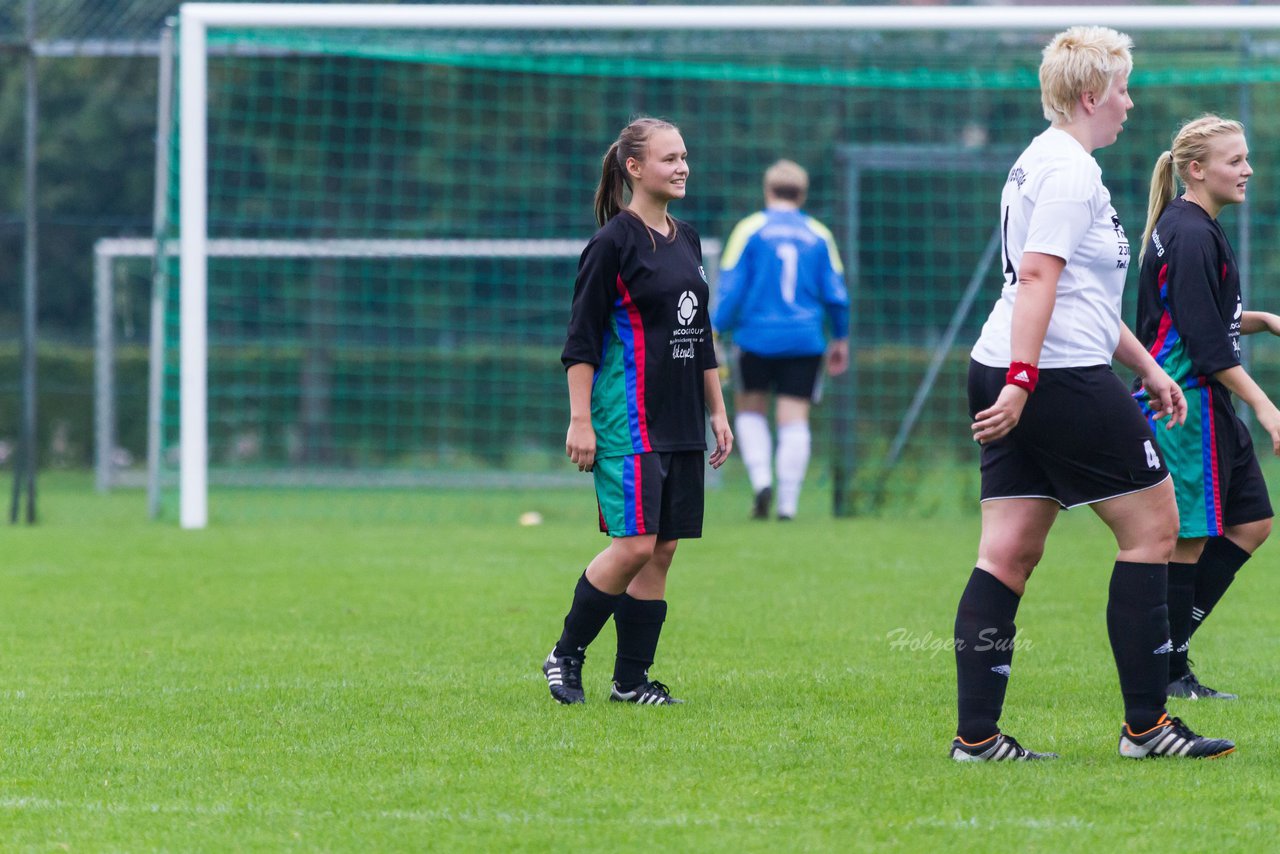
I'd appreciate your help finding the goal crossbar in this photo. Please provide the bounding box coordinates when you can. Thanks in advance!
[175,4,1280,527]
[183,4,1280,31]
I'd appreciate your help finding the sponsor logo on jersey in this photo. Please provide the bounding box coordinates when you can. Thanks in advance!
[1112,214,1130,269]
[676,290,699,327]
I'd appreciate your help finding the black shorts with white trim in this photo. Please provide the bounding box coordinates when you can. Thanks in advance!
[969,360,1168,509]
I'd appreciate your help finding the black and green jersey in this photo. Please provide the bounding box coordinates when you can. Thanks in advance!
[1135,198,1242,394]
[561,213,716,459]
[1135,198,1246,537]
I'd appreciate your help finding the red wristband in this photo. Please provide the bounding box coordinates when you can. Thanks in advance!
[1006,361,1039,393]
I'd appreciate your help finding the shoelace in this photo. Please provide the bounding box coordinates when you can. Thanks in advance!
[1164,716,1198,741]
[555,660,586,691]
[1001,735,1043,759]
[645,680,672,699]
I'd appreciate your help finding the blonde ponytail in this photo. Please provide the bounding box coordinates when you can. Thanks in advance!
[1141,114,1247,263]
[1139,151,1177,264]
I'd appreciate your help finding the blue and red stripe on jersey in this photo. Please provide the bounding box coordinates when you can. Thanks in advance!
[1148,265,1180,366]
[611,274,653,454]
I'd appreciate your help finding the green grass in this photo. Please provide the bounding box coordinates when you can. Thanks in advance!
[2,472,1279,851]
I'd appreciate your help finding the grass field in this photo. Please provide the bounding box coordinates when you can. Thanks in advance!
[2,472,1279,851]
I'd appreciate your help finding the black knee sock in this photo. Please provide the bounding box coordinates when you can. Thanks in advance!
[612,595,667,689]
[954,568,1020,743]
[1190,536,1252,637]
[1166,561,1196,681]
[1107,561,1168,732]
[553,572,621,660]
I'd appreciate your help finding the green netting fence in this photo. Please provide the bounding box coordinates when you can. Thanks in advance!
[156,22,1280,517]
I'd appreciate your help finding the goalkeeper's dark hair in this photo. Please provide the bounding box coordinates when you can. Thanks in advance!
[595,117,680,243]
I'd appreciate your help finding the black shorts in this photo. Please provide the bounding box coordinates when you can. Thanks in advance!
[969,360,1169,509]
[593,450,706,539]
[737,350,824,401]
[1154,385,1273,537]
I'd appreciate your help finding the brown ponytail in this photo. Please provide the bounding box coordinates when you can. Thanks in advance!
[592,116,681,232]
[594,141,627,227]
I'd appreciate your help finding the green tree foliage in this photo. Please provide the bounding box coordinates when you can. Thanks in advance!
[0,54,158,340]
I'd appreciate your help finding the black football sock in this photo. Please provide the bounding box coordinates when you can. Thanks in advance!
[612,594,667,689]
[553,572,621,660]
[1107,561,1168,733]
[1166,561,1196,681]
[954,567,1020,744]
[1190,536,1252,637]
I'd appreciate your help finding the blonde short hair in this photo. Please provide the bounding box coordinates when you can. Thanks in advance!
[764,159,809,202]
[1039,26,1134,125]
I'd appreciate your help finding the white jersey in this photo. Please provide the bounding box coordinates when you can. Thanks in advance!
[971,127,1131,369]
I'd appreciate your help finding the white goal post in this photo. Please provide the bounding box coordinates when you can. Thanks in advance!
[176,4,1280,528]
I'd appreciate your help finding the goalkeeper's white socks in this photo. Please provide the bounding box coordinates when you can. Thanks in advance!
[734,411,773,494]
[775,421,811,519]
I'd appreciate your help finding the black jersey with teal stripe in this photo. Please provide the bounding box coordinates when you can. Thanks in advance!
[1134,198,1246,537]
[1134,198,1242,402]
[561,213,716,459]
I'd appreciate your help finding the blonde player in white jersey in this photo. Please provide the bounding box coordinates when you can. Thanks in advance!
[949,26,1234,762]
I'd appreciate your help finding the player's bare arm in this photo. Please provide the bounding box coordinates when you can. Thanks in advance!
[704,368,733,468]
[1240,310,1280,336]
[971,252,1061,444]
[565,362,597,471]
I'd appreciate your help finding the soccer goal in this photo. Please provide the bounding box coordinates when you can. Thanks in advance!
[166,3,1280,527]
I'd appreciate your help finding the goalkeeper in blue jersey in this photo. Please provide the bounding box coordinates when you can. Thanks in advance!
[713,160,850,520]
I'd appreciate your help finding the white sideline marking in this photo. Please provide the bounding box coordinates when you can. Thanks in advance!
[0,678,363,701]
[908,816,1096,830]
[0,797,235,816]
[0,797,785,828]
